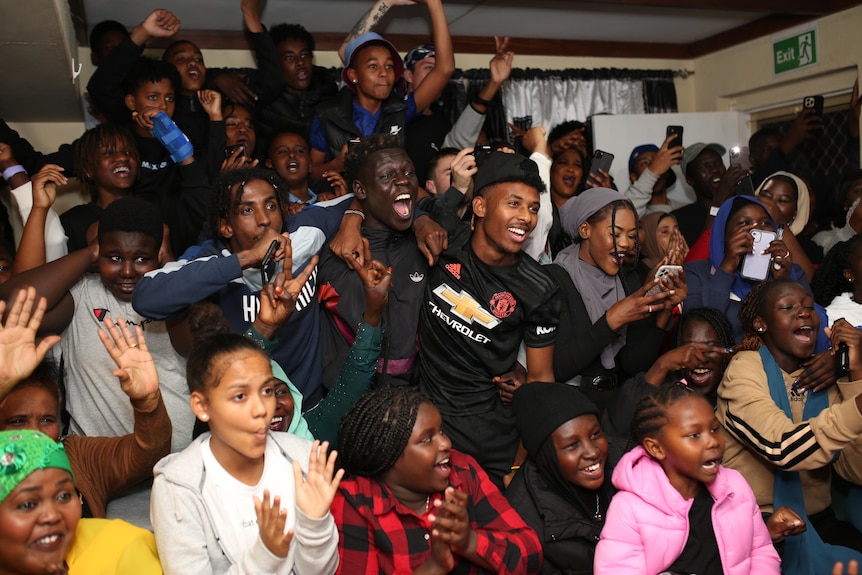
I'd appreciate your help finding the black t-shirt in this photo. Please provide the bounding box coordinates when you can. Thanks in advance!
[418,238,560,416]
[60,202,103,252]
[665,486,723,575]
[405,107,451,185]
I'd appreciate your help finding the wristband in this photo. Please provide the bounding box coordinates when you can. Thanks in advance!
[150,112,194,163]
[2,165,26,181]
[344,209,365,220]
[472,94,493,107]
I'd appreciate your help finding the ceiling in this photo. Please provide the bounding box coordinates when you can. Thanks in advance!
[1,0,859,122]
[75,0,861,58]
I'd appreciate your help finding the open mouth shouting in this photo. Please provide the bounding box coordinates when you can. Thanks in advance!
[393,193,413,219]
[701,457,722,476]
[792,324,814,345]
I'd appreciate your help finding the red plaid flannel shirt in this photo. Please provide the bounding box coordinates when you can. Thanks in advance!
[331,449,543,574]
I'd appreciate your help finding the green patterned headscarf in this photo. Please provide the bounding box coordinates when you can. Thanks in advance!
[0,430,74,504]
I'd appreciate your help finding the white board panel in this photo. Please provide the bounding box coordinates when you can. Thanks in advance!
[591,112,751,206]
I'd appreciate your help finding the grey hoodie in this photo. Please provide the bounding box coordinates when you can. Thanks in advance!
[150,432,339,574]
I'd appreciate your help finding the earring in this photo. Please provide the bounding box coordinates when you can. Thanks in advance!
[201,413,209,421]
[352,79,357,84]
[470,213,476,232]
[757,327,764,333]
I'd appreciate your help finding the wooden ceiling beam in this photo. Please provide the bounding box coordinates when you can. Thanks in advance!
[136,1,862,61]
[148,30,689,59]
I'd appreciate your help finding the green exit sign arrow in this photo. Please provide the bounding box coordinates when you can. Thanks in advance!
[773,28,817,75]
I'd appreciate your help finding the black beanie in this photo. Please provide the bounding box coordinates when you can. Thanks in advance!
[513,382,600,456]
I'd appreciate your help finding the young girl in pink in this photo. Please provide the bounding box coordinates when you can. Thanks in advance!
[594,383,783,574]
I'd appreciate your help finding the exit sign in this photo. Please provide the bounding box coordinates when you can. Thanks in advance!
[773,27,818,75]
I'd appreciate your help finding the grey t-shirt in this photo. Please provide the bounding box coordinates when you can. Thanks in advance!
[60,274,192,452]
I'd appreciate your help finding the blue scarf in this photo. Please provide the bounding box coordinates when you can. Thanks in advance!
[711,196,830,352]
[760,345,862,574]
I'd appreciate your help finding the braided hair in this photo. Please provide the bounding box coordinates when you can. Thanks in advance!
[677,307,735,349]
[630,381,705,448]
[737,277,804,352]
[337,386,430,477]
[811,235,862,307]
[580,199,640,266]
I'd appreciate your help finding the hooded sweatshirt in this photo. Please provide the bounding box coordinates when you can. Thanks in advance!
[594,446,779,575]
[150,432,338,575]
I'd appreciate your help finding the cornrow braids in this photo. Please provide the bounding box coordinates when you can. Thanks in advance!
[677,307,734,350]
[812,235,862,306]
[337,386,430,477]
[629,381,704,448]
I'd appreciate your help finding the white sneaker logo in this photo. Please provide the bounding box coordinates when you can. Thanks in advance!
[410,272,425,283]
[390,125,403,135]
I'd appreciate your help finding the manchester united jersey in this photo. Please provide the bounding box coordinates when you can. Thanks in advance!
[418,240,559,416]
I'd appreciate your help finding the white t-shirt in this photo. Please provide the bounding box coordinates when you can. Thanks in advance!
[60,274,193,451]
[826,292,862,327]
[201,435,299,574]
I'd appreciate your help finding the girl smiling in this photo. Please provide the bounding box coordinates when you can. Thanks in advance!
[717,278,862,572]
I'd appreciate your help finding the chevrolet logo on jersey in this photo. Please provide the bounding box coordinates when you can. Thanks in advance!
[433,284,500,329]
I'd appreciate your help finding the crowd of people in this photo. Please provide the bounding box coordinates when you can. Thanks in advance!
[1,0,862,573]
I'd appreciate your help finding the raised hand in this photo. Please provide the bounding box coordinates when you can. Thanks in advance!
[254,489,294,558]
[323,171,348,197]
[449,148,478,195]
[0,287,60,399]
[30,164,66,209]
[649,134,684,177]
[489,36,514,85]
[97,317,160,412]
[586,168,613,189]
[292,440,344,519]
[213,72,258,108]
[256,254,320,338]
[140,9,180,39]
[345,237,391,327]
[197,89,223,121]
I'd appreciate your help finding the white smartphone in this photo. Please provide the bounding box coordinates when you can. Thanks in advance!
[740,229,776,281]
[646,264,683,296]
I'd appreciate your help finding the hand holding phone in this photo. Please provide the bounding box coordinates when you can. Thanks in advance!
[646,265,682,297]
[587,150,614,188]
[728,146,751,171]
[740,229,776,281]
[260,239,279,285]
[666,125,683,149]
[802,95,824,118]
